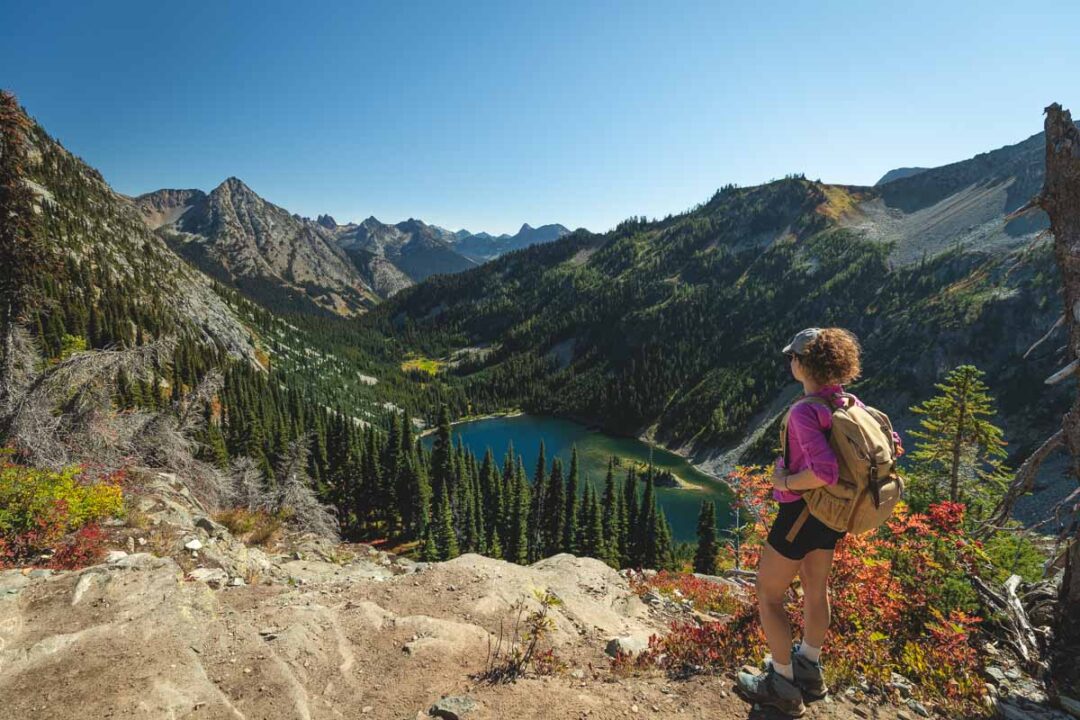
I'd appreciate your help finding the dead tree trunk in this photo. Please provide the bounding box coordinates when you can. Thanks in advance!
[1038,103,1080,701]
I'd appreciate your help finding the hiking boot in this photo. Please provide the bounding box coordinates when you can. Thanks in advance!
[792,650,828,700]
[736,665,806,717]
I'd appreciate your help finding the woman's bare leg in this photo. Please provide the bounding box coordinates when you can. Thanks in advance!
[756,542,802,666]
[798,548,835,649]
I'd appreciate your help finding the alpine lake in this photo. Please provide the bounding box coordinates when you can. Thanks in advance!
[424,414,734,543]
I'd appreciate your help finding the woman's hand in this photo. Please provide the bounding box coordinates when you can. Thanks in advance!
[771,464,789,491]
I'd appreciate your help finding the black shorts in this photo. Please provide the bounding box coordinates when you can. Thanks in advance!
[766,499,846,560]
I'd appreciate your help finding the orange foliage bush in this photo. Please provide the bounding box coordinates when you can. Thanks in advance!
[623,467,990,718]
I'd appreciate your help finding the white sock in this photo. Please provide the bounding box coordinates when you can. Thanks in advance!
[797,642,821,663]
[771,660,794,681]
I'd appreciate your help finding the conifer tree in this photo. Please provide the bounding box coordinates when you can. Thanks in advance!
[600,458,624,567]
[479,448,503,550]
[381,414,403,533]
[694,499,719,575]
[638,469,658,567]
[528,441,547,562]
[545,457,566,556]
[623,466,640,566]
[581,482,605,559]
[420,525,439,562]
[563,446,580,553]
[909,364,1010,510]
[431,483,459,560]
[507,458,531,564]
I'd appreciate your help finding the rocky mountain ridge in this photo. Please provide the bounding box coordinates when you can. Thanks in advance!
[24,122,259,363]
[332,215,479,283]
[136,179,380,316]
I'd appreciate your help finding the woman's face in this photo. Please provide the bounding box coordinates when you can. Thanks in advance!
[789,353,805,382]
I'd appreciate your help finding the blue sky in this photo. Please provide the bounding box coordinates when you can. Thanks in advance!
[3,1,1079,235]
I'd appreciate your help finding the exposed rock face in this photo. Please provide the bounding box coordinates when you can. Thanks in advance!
[335,216,478,282]
[874,167,929,186]
[0,471,666,720]
[316,213,338,229]
[138,179,379,315]
[134,187,206,229]
[26,123,259,363]
[344,246,416,297]
[847,124,1080,264]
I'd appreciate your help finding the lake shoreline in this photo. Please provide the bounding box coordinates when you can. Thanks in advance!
[425,411,735,540]
[418,409,525,438]
[437,410,726,494]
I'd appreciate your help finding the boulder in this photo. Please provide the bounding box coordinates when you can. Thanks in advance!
[194,516,228,538]
[605,634,650,658]
[188,568,228,588]
[430,696,477,719]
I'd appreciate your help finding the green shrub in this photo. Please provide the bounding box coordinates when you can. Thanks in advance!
[0,460,124,567]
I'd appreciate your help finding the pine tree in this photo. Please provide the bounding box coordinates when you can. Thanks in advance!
[909,365,1010,511]
[381,413,403,534]
[581,482,605,559]
[623,466,640,566]
[528,441,547,562]
[545,457,566,556]
[638,469,657,568]
[507,459,531,564]
[420,525,439,562]
[694,500,719,575]
[601,458,623,567]
[431,484,459,560]
[563,447,581,553]
[479,448,503,550]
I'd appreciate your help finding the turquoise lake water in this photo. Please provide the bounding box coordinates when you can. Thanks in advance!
[424,414,733,543]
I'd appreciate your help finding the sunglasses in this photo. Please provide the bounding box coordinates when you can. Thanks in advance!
[784,351,798,362]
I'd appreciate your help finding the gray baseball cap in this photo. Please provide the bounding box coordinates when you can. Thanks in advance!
[782,327,822,355]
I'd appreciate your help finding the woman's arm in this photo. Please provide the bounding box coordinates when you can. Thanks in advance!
[773,466,828,492]
[774,403,838,493]
[772,465,829,492]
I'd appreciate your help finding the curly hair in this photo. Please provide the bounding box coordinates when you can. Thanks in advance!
[798,328,861,386]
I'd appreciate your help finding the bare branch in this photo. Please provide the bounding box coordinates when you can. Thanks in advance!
[1005,195,1045,223]
[977,429,1064,539]
[1045,359,1078,385]
[1024,315,1064,359]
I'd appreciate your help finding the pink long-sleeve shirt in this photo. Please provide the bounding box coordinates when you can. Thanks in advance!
[774,384,903,503]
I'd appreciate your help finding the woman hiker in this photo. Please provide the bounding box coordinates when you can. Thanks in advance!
[735,327,903,716]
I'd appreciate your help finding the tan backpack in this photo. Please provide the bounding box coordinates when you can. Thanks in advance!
[779,393,904,536]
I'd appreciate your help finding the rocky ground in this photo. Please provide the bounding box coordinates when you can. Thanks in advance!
[0,472,1031,720]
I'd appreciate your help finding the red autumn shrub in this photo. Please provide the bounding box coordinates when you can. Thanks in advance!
[48,524,106,569]
[630,571,743,616]
[624,466,990,718]
[0,457,124,569]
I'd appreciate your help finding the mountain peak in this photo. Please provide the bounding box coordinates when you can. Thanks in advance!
[212,176,256,196]
[316,214,337,229]
[519,223,534,233]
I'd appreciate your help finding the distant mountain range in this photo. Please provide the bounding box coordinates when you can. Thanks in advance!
[136,180,379,316]
[446,223,571,261]
[135,182,570,311]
